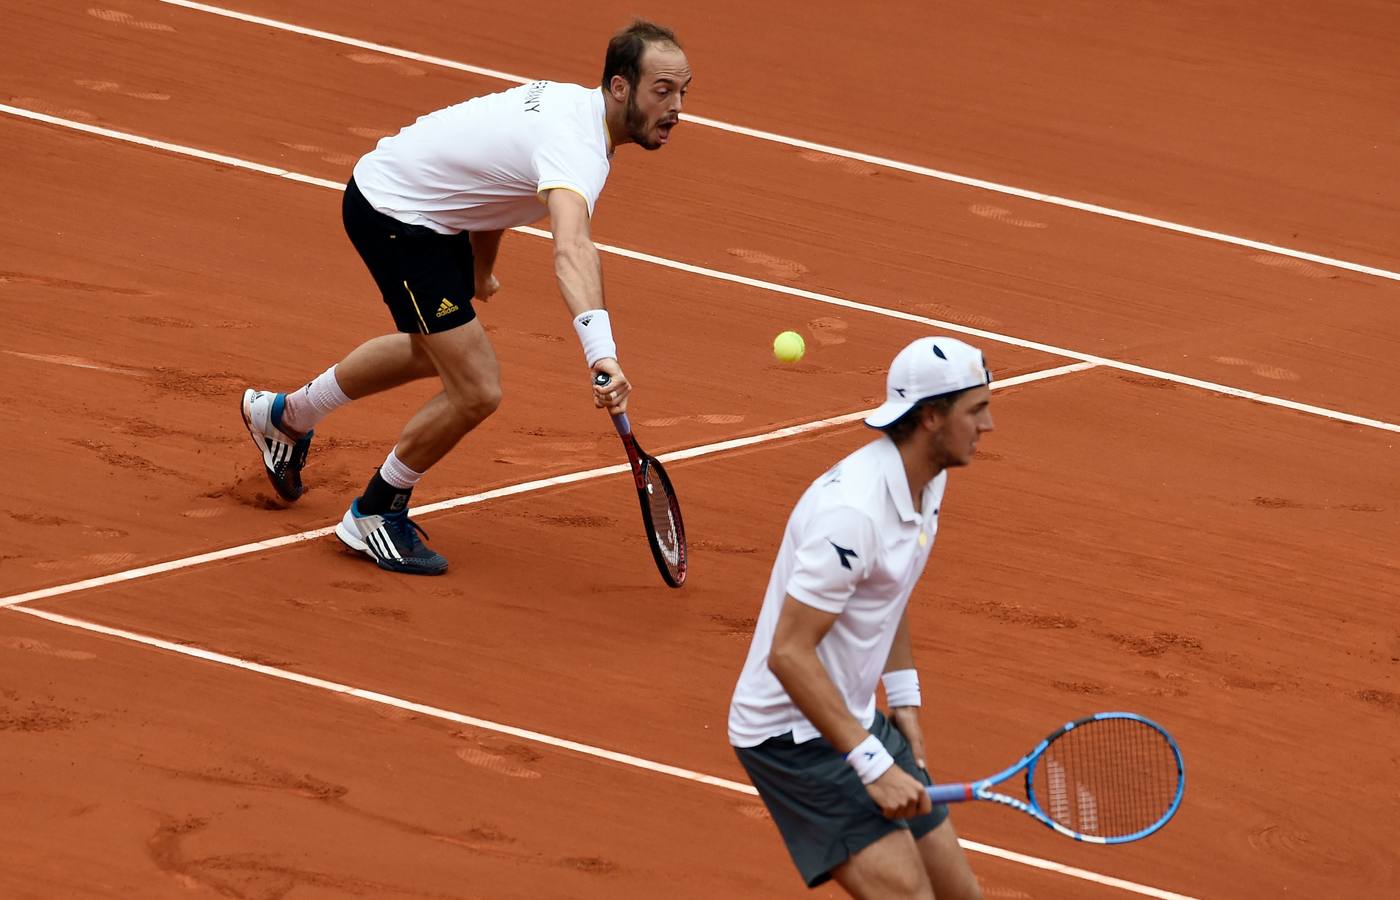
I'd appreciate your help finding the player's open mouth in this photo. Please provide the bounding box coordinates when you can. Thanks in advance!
[657,120,676,143]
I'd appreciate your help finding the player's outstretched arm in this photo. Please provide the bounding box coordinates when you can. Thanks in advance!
[545,188,630,412]
[546,188,604,317]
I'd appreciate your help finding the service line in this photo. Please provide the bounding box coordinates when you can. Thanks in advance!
[1,103,1393,436]
[0,362,1092,610]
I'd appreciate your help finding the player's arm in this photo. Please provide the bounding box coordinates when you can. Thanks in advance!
[882,610,927,769]
[544,188,628,412]
[768,597,877,751]
[768,598,930,820]
[469,229,504,300]
[770,508,933,820]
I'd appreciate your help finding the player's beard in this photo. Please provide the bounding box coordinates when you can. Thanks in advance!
[625,90,663,151]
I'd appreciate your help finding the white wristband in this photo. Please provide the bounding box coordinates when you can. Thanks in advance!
[845,734,896,785]
[882,669,921,708]
[572,308,617,367]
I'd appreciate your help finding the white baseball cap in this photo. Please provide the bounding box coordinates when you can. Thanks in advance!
[864,337,992,428]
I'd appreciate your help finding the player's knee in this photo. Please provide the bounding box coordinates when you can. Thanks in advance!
[842,858,931,898]
[447,382,501,423]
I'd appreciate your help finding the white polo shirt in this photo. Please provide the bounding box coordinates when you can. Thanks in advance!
[728,436,948,748]
[352,81,612,234]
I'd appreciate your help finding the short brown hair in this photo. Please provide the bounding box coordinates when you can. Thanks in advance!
[878,389,970,444]
[602,20,681,89]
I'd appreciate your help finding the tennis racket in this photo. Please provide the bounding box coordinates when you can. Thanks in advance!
[926,711,1184,844]
[594,374,687,588]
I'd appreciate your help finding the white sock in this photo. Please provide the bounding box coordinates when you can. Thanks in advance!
[379,447,424,490]
[282,365,350,434]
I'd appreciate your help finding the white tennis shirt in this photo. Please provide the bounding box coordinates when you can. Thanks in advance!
[352,81,612,234]
[728,436,948,747]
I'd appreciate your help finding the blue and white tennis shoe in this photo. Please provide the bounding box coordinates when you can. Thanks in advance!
[240,388,313,501]
[335,499,449,576]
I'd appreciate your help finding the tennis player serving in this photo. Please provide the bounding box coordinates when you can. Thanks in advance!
[729,337,993,897]
[240,20,691,574]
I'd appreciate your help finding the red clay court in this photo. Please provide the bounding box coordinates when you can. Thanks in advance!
[2,2,1397,897]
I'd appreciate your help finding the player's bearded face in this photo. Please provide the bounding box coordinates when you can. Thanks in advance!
[624,46,689,151]
[624,89,660,149]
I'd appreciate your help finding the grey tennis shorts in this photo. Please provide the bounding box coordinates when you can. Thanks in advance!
[733,711,949,888]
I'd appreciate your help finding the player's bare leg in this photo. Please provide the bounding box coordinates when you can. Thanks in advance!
[334,319,500,575]
[917,819,982,900]
[332,333,439,399]
[393,319,502,471]
[831,829,936,899]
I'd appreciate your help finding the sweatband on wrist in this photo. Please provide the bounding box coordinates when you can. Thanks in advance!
[882,669,921,708]
[572,309,617,367]
[845,733,896,785]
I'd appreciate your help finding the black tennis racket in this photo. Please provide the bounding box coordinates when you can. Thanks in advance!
[594,374,687,588]
[926,712,1185,844]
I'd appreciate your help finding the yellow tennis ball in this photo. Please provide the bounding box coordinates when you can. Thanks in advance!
[773,331,806,363]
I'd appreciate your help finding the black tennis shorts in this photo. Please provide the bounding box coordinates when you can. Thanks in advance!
[342,177,477,334]
[734,711,949,888]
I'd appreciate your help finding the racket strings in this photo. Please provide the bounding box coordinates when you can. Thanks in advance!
[643,466,682,566]
[1032,717,1179,839]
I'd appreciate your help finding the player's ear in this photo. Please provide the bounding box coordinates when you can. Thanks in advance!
[609,74,631,102]
[919,403,944,434]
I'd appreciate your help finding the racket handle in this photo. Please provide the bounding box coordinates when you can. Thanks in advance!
[926,783,975,804]
[593,373,632,435]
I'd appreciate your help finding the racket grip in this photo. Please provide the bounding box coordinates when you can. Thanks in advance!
[593,373,632,435]
[926,783,974,804]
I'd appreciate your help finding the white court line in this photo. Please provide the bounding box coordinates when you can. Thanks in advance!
[2,350,143,376]
[0,362,1093,610]
[2,102,1394,435]
[7,602,1197,900]
[151,0,1400,285]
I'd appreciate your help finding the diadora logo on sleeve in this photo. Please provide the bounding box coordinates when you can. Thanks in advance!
[524,81,547,113]
[829,541,859,570]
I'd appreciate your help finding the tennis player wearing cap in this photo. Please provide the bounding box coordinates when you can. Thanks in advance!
[728,337,993,897]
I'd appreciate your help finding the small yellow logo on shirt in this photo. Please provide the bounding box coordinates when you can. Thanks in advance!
[436,298,459,317]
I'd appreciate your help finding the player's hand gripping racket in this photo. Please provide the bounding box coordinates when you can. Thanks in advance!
[594,373,687,588]
[926,712,1185,844]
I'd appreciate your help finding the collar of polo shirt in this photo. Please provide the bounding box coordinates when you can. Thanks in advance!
[874,436,935,524]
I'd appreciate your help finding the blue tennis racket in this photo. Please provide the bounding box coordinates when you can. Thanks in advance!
[926,712,1185,844]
